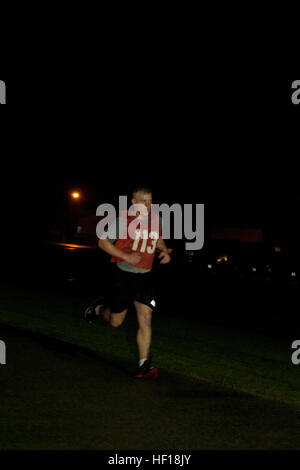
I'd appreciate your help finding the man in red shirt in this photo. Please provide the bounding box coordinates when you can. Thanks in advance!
[84,185,171,379]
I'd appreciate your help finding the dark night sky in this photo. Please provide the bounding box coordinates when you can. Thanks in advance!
[1,76,300,240]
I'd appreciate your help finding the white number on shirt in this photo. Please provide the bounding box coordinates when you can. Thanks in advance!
[132,230,159,254]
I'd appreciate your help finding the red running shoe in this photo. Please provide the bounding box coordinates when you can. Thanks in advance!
[135,360,159,379]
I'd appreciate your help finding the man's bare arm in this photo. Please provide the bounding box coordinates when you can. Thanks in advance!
[98,238,127,260]
[98,238,141,265]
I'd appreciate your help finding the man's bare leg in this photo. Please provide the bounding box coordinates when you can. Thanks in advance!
[100,307,128,327]
[100,306,111,323]
[134,301,153,360]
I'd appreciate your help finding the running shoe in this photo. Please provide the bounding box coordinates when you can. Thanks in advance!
[134,360,159,379]
[84,296,104,324]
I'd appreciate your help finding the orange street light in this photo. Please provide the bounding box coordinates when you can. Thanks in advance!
[71,192,80,199]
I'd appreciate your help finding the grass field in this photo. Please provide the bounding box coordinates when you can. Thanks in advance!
[1,280,300,449]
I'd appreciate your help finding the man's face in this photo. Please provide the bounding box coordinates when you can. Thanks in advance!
[132,191,152,216]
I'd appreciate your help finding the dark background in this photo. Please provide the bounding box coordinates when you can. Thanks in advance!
[1,77,299,243]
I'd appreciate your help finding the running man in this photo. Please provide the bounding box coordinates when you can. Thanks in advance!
[84,185,171,379]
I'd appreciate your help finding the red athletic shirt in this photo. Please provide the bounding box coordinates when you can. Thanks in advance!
[110,211,161,270]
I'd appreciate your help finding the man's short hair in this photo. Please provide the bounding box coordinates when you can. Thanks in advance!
[132,184,152,198]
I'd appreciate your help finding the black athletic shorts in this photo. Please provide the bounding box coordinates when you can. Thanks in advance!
[107,265,157,314]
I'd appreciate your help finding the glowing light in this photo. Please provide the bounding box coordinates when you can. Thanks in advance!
[72,192,80,199]
[48,242,96,250]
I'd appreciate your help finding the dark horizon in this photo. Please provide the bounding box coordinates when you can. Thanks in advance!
[2,155,300,232]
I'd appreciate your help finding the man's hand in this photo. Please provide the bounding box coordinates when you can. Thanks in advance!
[123,253,142,266]
[156,237,171,264]
[158,251,171,264]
